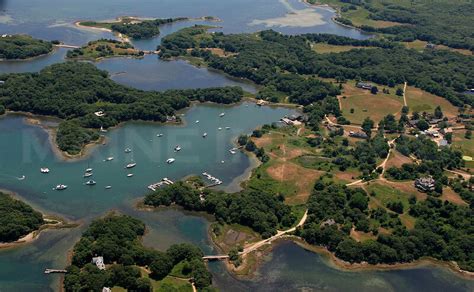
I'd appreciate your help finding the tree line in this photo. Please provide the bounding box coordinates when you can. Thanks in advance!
[144,181,296,238]
[64,214,213,291]
[321,0,474,51]
[159,28,473,107]
[297,182,474,271]
[0,34,53,60]
[0,192,44,242]
[111,18,185,39]
[0,62,243,154]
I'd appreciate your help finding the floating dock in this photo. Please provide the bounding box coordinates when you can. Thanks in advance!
[44,269,67,274]
[148,178,174,191]
[202,172,222,186]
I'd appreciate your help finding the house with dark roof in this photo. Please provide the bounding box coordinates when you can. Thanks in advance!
[415,176,435,192]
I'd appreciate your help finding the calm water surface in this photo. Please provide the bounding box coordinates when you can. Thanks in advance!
[0,0,472,291]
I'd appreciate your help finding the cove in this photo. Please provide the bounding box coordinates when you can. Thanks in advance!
[0,101,296,290]
[211,241,474,292]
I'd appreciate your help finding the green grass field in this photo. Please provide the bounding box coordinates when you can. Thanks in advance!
[405,86,459,118]
[340,82,404,124]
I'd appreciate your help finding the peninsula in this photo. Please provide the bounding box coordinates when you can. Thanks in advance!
[0,34,54,60]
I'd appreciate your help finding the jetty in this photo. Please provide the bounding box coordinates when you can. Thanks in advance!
[201,172,222,187]
[148,178,174,191]
[44,269,67,274]
[202,255,229,261]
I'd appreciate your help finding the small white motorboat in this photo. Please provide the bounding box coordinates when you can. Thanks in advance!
[219,113,225,117]
[127,173,134,177]
[40,168,50,173]
[229,150,236,154]
[166,158,175,164]
[85,180,96,186]
[125,162,137,169]
[105,186,112,189]
[54,184,68,191]
[83,172,93,178]
[85,168,93,173]
[203,132,208,138]
[105,156,114,161]
[195,120,200,124]
[218,127,222,131]
[174,145,182,152]
[225,127,230,130]
[157,133,163,137]
[125,148,132,153]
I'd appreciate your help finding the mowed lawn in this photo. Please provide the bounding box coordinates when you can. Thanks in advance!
[405,86,458,118]
[452,129,474,169]
[340,82,404,124]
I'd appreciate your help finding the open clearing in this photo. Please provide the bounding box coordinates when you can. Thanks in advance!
[405,86,458,118]
[250,128,323,205]
[311,43,374,54]
[339,82,404,124]
[385,150,413,169]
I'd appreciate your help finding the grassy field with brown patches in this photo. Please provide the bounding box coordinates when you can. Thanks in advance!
[250,127,323,205]
[405,86,458,118]
[403,40,473,56]
[350,228,376,242]
[441,187,468,206]
[385,150,413,169]
[339,82,404,124]
[311,43,374,54]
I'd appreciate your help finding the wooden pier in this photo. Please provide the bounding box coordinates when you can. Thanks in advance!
[201,172,222,187]
[148,178,174,191]
[44,269,67,274]
[202,255,229,261]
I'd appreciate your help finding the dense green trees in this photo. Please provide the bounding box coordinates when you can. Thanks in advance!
[320,0,474,51]
[0,35,53,60]
[159,28,473,107]
[64,214,213,291]
[0,62,243,154]
[144,182,295,238]
[0,193,44,242]
[298,183,474,271]
[111,18,184,39]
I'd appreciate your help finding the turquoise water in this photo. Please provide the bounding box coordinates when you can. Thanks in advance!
[0,103,295,219]
[0,102,295,291]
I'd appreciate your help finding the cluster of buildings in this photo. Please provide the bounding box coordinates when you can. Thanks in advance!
[414,176,436,192]
[281,114,303,126]
[407,117,453,147]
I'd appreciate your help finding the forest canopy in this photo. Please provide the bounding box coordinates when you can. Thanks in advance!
[0,62,243,154]
[0,34,53,60]
[311,0,474,51]
[159,28,473,107]
[64,214,213,291]
[0,192,44,242]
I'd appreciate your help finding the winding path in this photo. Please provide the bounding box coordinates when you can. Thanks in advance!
[403,82,408,107]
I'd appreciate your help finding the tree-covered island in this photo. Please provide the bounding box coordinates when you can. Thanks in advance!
[0,34,54,60]
[66,39,144,60]
[64,214,214,291]
[78,17,187,39]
